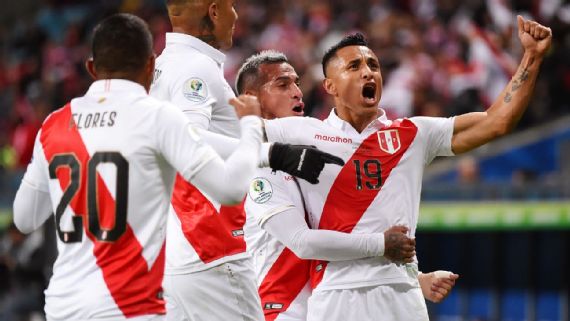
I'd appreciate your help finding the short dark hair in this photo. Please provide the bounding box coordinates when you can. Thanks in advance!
[91,13,153,74]
[322,33,369,77]
[235,50,289,95]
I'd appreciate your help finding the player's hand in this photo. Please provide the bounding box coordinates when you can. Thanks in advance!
[230,95,261,118]
[268,143,344,184]
[517,15,552,58]
[419,270,460,303]
[383,225,415,263]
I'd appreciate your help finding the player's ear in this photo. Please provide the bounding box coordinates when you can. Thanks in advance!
[143,54,156,92]
[208,1,219,25]
[147,54,156,76]
[323,78,337,97]
[85,58,97,80]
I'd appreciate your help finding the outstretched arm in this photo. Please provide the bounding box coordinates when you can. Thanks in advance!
[452,16,552,154]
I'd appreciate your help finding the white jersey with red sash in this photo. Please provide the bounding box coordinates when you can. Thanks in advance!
[22,79,219,320]
[151,32,247,274]
[244,168,311,321]
[264,109,454,292]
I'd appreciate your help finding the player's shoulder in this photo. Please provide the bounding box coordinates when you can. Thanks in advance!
[39,102,75,131]
[267,115,323,129]
[156,50,219,80]
[407,116,453,128]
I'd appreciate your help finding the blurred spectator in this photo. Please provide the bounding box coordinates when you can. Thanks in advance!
[457,156,480,185]
[0,224,45,321]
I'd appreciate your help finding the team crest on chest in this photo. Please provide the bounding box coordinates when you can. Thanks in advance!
[377,129,401,154]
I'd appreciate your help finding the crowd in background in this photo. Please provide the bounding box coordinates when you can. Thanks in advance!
[0,0,569,190]
[0,1,568,319]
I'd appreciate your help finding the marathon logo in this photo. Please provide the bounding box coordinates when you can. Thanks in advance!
[264,302,284,310]
[314,134,352,144]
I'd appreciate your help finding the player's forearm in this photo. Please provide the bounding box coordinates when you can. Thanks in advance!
[13,181,52,233]
[290,229,384,261]
[485,52,542,134]
[452,53,543,154]
[263,209,384,261]
[198,129,271,165]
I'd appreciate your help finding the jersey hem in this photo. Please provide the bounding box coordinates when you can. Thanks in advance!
[313,276,420,292]
[164,252,249,275]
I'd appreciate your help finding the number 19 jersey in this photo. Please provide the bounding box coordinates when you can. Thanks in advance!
[264,109,454,292]
[21,79,219,320]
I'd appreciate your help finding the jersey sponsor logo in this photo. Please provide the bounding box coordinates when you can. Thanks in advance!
[231,229,244,237]
[377,129,401,154]
[314,133,352,144]
[248,178,273,204]
[182,77,208,102]
[264,302,284,310]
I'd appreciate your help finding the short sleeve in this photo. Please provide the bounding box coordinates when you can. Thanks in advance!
[411,116,455,164]
[245,168,302,227]
[155,103,218,180]
[21,131,50,192]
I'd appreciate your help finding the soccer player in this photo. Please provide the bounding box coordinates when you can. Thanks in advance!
[150,1,340,320]
[237,51,458,321]
[259,16,551,321]
[12,13,267,321]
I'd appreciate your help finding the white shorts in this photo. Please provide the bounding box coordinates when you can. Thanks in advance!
[307,284,429,321]
[163,259,264,321]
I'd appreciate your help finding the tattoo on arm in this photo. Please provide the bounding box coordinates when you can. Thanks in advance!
[503,67,531,103]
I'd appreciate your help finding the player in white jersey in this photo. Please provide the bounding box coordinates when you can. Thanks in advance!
[150,1,343,321]
[11,14,267,321]
[236,51,458,321]
[260,16,552,321]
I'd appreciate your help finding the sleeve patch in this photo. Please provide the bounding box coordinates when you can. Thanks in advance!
[248,178,273,204]
[183,78,209,102]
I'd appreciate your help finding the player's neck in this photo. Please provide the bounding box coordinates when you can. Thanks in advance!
[171,26,221,49]
[96,72,150,92]
[335,106,378,133]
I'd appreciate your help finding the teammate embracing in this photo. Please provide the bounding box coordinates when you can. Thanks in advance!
[259,16,551,321]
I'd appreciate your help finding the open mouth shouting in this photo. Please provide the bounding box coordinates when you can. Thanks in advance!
[362,82,377,106]
[292,102,305,116]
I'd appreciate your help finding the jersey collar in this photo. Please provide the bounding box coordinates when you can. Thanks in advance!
[325,107,391,135]
[165,32,226,65]
[86,79,147,96]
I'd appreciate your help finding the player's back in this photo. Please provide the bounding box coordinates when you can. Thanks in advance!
[40,79,179,320]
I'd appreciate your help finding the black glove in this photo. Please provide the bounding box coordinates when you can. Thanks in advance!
[269,143,345,184]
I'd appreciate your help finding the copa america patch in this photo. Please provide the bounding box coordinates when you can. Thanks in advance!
[248,178,273,204]
[182,77,208,102]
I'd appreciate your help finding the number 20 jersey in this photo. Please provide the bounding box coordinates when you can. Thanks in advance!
[264,109,454,291]
[21,80,218,320]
